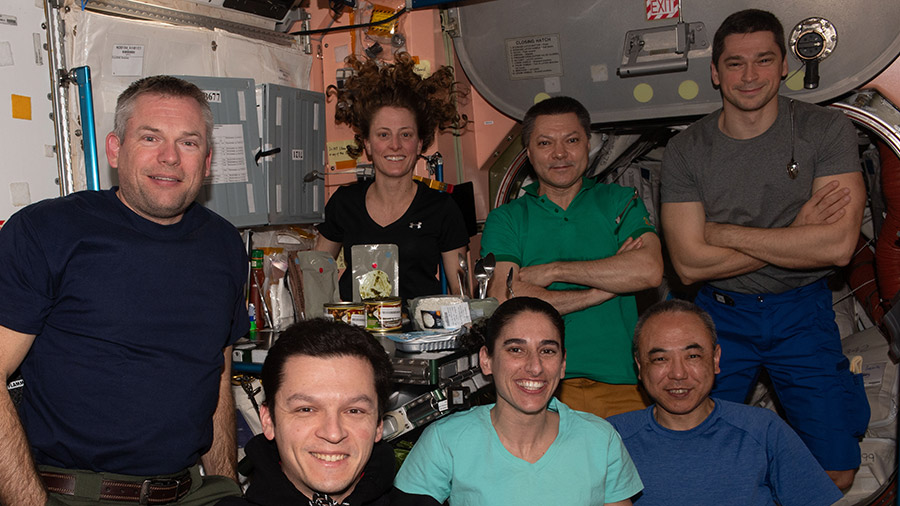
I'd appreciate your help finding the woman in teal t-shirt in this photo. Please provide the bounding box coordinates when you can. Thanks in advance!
[393,297,643,505]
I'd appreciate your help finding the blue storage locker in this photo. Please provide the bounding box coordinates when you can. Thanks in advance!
[258,83,326,224]
[177,75,268,227]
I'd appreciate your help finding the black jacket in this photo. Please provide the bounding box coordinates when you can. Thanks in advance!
[218,434,395,506]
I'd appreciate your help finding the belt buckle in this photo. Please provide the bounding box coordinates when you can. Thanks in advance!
[139,477,181,505]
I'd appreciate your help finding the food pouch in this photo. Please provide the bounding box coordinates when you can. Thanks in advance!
[288,250,340,318]
[351,244,399,302]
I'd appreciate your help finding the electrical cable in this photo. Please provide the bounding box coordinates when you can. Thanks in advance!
[290,7,407,36]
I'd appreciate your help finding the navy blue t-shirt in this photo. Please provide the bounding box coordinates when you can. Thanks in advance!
[0,189,249,474]
[608,400,842,506]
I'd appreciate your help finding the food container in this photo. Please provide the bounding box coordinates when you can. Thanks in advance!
[365,297,402,332]
[386,330,461,352]
[323,302,367,328]
[408,295,465,331]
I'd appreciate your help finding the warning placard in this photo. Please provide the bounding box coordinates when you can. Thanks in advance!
[646,0,679,20]
[505,34,562,81]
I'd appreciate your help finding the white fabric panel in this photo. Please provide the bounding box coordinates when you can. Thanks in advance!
[214,30,310,89]
[62,8,311,189]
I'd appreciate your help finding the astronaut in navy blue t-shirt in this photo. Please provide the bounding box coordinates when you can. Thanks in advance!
[0,76,248,505]
[609,300,843,506]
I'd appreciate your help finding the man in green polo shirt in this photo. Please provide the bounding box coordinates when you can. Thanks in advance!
[482,96,663,418]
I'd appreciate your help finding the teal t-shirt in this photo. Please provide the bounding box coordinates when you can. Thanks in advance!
[480,178,656,383]
[394,398,644,505]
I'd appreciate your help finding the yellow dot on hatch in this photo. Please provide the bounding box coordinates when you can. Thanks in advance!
[678,80,699,100]
[633,83,653,103]
[785,71,804,91]
[533,93,552,104]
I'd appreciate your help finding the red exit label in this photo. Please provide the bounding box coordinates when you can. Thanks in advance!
[646,0,679,20]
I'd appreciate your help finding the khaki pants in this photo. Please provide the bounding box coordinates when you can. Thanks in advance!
[556,378,650,419]
[41,464,241,506]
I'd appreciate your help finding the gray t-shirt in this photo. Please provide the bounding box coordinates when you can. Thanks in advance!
[661,95,859,294]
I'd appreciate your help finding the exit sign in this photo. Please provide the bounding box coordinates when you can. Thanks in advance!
[646,0,679,20]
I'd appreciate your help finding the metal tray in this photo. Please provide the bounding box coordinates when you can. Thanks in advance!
[386,330,461,352]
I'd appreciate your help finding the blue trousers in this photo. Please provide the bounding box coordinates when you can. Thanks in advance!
[696,279,870,470]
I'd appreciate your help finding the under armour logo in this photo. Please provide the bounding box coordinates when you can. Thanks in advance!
[409,221,423,229]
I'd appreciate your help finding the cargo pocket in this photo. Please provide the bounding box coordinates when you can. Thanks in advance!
[841,368,871,438]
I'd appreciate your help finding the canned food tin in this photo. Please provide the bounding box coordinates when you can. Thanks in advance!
[365,298,402,332]
[323,302,367,328]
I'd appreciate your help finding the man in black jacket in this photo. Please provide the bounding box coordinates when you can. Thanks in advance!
[219,319,395,506]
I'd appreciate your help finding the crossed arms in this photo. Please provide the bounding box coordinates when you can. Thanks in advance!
[662,172,865,286]
[486,232,663,315]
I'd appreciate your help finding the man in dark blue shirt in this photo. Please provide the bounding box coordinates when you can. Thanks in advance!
[609,300,843,506]
[0,75,248,505]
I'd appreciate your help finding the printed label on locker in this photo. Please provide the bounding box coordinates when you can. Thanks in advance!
[292,149,304,161]
[203,90,222,103]
[111,44,143,76]
[207,124,248,184]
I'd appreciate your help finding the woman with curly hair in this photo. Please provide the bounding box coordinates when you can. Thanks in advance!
[315,53,470,302]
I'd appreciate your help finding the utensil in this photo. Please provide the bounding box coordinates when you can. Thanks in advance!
[506,267,515,299]
[474,258,488,299]
[483,252,496,287]
[458,253,470,298]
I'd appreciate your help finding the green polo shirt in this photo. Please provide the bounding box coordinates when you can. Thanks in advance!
[481,178,655,384]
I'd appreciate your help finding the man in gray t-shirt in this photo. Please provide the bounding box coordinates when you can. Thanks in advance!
[660,9,868,491]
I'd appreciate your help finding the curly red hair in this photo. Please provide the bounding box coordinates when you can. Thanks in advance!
[328,53,467,159]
